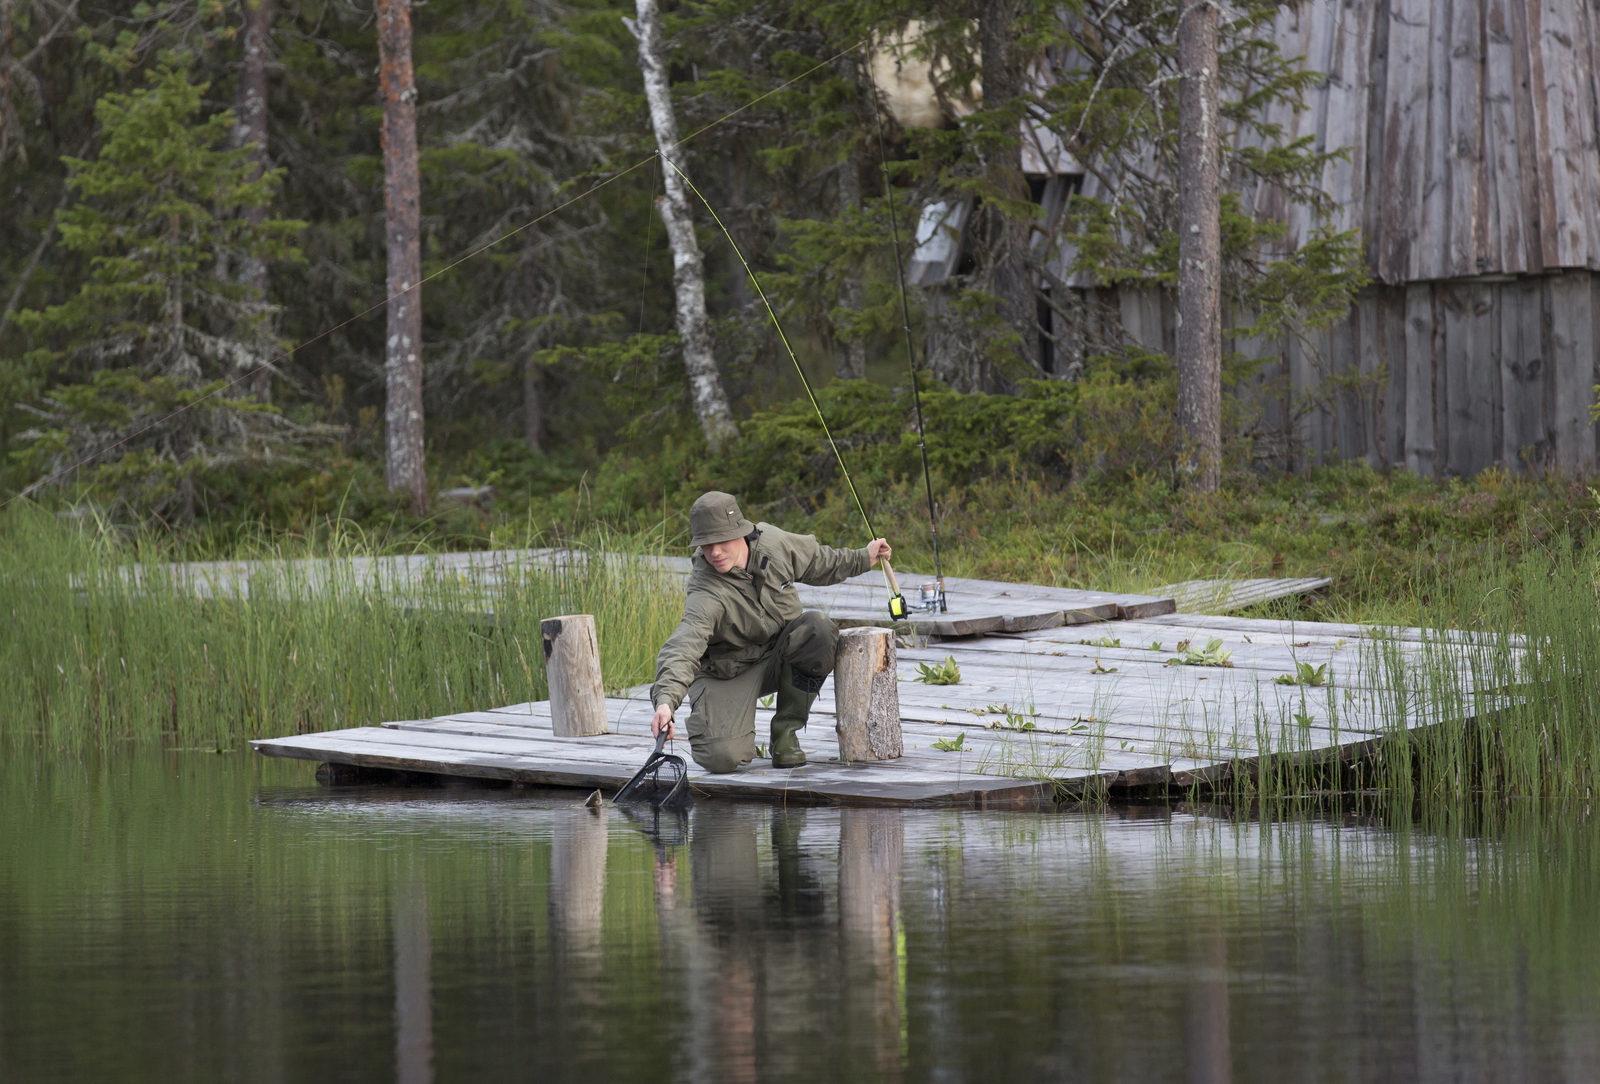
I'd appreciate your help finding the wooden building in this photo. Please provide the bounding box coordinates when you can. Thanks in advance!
[1108,0,1600,477]
[885,2,1600,477]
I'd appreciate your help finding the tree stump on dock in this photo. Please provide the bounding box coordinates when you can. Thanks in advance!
[541,614,608,736]
[834,627,902,761]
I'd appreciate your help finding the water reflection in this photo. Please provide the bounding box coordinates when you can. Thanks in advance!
[5,755,1600,1083]
[393,862,434,1084]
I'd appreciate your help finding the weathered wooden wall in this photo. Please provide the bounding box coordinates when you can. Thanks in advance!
[1079,0,1600,478]
[1105,271,1600,477]
[1250,0,1600,282]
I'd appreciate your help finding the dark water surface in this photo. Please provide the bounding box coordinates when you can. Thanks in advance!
[4,752,1599,1083]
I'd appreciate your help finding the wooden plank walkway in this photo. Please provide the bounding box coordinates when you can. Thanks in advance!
[1155,577,1332,614]
[252,607,1517,807]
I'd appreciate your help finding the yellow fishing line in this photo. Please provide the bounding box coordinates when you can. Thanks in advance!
[660,156,898,604]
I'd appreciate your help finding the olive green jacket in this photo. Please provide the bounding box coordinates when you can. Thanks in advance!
[651,524,871,710]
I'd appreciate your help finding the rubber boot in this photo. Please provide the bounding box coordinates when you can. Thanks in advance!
[770,664,822,768]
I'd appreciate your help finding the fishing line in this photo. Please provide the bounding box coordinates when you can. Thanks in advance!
[870,79,947,613]
[659,155,907,615]
[4,39,873,510]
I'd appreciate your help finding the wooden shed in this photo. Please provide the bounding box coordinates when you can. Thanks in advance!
[1109,0,1600,477]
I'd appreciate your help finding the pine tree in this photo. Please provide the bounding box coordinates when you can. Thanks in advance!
[14,61,313,520]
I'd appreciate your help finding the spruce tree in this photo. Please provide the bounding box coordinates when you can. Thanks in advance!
[14,60,312,520]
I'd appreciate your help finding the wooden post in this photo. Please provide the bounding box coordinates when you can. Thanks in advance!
[540,614,608,737]
[834,627,902,762]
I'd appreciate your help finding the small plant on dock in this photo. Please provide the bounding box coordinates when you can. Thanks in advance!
[1079,636,1122,649]
[1169,638,1235,668]
[914,657,962,685]
[1274,662,1329,687]
[932,732,966,752]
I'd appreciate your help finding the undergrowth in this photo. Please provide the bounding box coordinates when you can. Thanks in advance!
[0,506,680,749]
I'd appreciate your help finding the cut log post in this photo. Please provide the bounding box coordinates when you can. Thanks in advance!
[540,614,608,737]
[834,627,902,762]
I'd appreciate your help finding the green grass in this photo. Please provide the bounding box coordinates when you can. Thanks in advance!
[0,506,681,749]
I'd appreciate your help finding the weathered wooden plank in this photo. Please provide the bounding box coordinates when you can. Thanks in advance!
[1419,0,1453,281]
[1550,273,1598,473]
[1484,0,1528,273]
[1155,577,1332,614]
[1500,278,1546,470]
[1405,283,1438,475]
[1536,0,1600,269]
[1132,611,1525,646]
[1383,286,1408,468]
[1447,0,1485,277]
[1443,283,1497,476]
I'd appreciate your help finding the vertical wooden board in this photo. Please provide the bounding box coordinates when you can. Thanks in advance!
[1364,0,1392,277]
[1444,283,1497,476]
[1357,293,1386,465]
[1523,0,1563,269]
[1384,287,1409,468]
[1419,0,1454,281]
[1379,0,1437,282]
[1499,279,1543,470]
[1508,0,1549,273]
[1549,273,1598,473]
[1405,283,1439,474]
[1594,271,1600,465]
[1539,0,1600,269]
[1483,0,1528,273]
[1294,0,1352,250]
[1447,0,1485,276]
[1331,309,1364,463]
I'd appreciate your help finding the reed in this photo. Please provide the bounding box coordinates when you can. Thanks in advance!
[0,506,683,749]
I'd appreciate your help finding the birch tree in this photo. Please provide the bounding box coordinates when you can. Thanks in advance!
[629,0,736,450]
[376,0,426,511]
[231,0,273,401]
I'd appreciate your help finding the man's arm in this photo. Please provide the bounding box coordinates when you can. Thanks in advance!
[650,593,721,713]
[796,534,891,586]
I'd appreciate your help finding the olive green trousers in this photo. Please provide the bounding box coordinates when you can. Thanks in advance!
[685,611,839,773]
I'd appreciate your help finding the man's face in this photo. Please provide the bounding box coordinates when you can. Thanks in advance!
[702,536,748,574]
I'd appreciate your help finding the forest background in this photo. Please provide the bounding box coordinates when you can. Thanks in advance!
[0,0,1593,627]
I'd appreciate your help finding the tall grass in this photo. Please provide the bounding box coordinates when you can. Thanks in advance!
[1191,539,1600,802]
[0,506,682,749]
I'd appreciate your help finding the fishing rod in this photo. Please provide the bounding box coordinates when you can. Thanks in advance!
[659,154,910,620]
[870,84,947,613]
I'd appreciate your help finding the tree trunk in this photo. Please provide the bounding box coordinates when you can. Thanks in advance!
[978,0,1039,380]
[1176,0,1222,492]
[377,0,426,513]
[631,0,737,450]
[724,155,750,314]
[834,155,868,381]
[524,356,545,452]
[233,0,273,402]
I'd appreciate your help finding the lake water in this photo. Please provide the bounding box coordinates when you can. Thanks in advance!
[4,752,1598,1082]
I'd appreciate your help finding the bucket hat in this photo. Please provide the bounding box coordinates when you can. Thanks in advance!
[689,491,756,547]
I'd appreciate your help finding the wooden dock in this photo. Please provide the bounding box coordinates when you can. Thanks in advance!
[252,582,1514,807]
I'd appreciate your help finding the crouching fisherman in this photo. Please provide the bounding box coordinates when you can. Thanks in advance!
[649,491,892,772]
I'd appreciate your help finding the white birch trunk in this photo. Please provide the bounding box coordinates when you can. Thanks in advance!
[630,0,737,449]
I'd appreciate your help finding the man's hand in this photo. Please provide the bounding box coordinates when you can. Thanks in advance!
[866,538,892,566]
[651,703,676,741]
